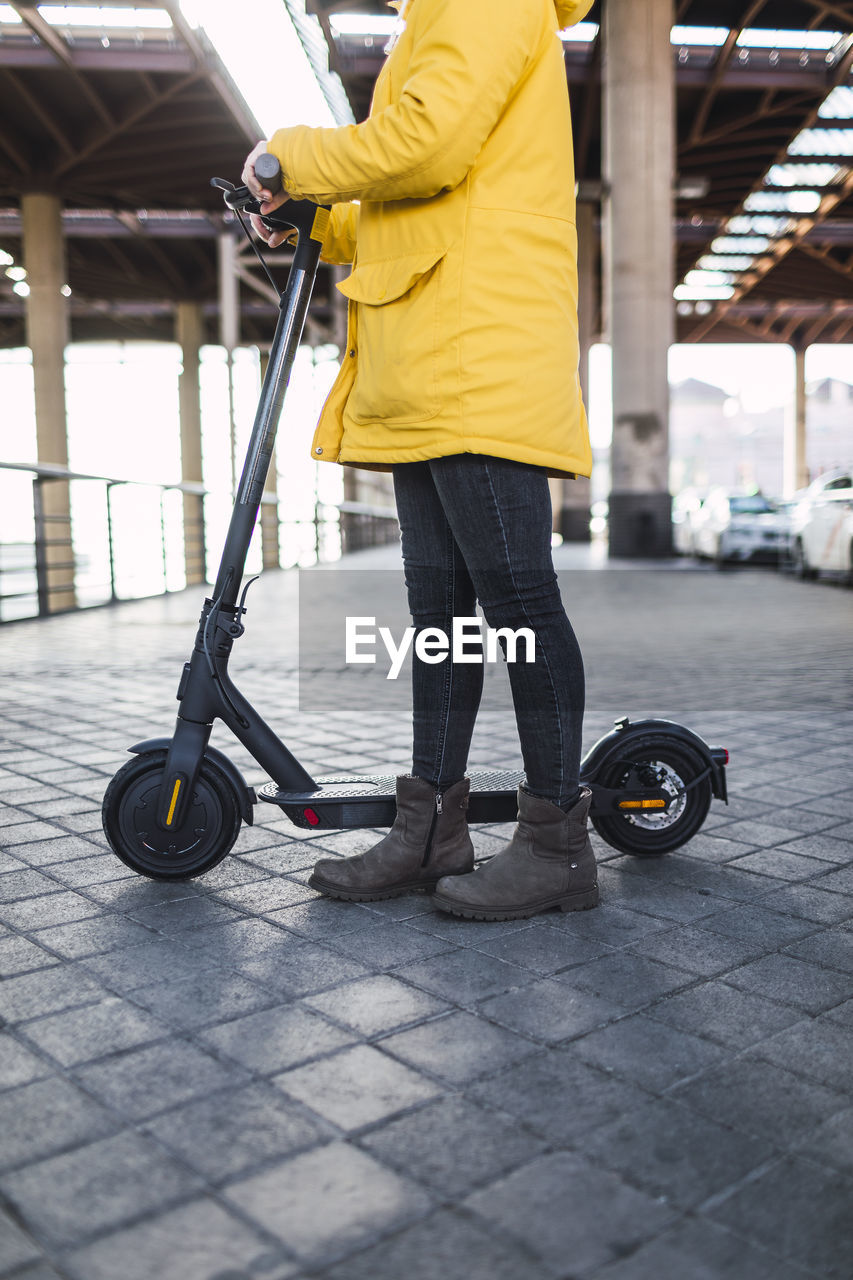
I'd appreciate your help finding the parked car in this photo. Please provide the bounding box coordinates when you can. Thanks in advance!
[671,488,707,556]
[789,469,853,583]
[692,489,788,565]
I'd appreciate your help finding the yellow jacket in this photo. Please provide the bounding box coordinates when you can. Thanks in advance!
[269,0,594,478]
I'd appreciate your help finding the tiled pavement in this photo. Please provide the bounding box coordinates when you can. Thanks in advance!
[0,548,852,1280]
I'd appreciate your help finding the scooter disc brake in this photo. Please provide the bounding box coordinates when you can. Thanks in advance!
[619,760,687,830]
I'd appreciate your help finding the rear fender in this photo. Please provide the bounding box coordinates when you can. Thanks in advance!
[580,718,728,802]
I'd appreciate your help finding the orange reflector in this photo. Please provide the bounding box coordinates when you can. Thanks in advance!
[619,798,667,810]
[166,778,182,826]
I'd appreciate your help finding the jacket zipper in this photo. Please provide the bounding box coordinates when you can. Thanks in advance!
[421,790,443,867]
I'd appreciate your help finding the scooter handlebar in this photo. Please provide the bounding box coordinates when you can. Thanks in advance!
[254,151,282,195]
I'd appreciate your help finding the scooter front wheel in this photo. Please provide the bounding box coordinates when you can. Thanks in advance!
[591,735,712,857]
[102,750,242,880]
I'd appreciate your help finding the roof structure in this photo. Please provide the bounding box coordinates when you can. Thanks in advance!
[314,0,853,347]
[0,1,339,345]
[0,0,851,348]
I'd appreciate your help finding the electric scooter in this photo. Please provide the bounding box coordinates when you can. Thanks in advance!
[102,160,728,881]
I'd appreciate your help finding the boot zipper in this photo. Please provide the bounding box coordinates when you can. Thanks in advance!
[421,791,443,866]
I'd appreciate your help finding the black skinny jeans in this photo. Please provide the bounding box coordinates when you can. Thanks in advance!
[392,454,585,806]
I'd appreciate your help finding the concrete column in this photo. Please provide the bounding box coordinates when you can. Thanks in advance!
[218,231,240,492]
[257,349,281,571]
[603,0,675,556]
[559,199,595,542]
[21,193,75,611]
[784,346,809,495]
[176,302,206,586]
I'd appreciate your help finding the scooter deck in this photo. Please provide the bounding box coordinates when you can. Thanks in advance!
[259,769,524,829]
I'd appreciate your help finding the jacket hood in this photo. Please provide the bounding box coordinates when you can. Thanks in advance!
[554,0,596,27]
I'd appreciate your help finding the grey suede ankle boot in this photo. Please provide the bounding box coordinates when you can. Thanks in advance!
[308,775,474,901]
[431,785,599,921]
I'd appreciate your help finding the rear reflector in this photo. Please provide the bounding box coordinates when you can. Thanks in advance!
[303,808,320,826]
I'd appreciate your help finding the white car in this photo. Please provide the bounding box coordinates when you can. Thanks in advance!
[692,489,788,565]
[789,469,853,583]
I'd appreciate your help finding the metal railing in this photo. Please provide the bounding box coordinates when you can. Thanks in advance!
[0,462,399,622]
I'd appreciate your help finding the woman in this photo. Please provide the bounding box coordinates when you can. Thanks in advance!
[243,0,598,921]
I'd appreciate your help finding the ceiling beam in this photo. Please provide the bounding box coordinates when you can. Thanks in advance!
[687,0,770,147]
[10,2,116,128]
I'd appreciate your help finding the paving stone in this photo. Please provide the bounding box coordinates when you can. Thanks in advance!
[380,1009,537,1084]
[0,1076,118,1171]
[0,1205,42,1273]
[823,995,853,1029]
[0,965,105,1024]
[709,1155,853,1278]
[394,948,530,1007]
[772,832,853,863]
[125,896,247,935]
[592,1213,813,1280]
[760,881,853,923]
[129,969,278,1031]
[0,1129,203,1249]
[0,869,65,903]
[0,1035,52,1090]
[628,923,766,976]
[0,890,102,931]
[581,1095,777,1210]
[478,976,625,1044]
[784,926,853,972]
[549,902,673,947]
[572,1010,728,1092]
[558,951,694,1011]
[19,996,168,1067]
[64,1196,290,1280]
[707,820,813,849]
[321,918,453,966]
[321,1207,554,1280]
[73,1039,246,1121]
[469,1049,651,1145]
[273,1043,442,1130]
[225,1139,432,1266]
[40,854,135,889]
[471,921,613,973]
[728,848,840,881]
[233,935,374,997]
[650,979,804,1047]
[793,1107,853,1176]
[144,1081,329,1183]
[0,935,60,977]
[749,1016,853,1092]
[306,974,449,1037]
[695,902,818,947]
[29,914,157,960]
[809,864,853,896]
[671,1056,848,1146]
[197,1003,356,1075]
[79,938,218,994]
[722,953,853,1013]
[5,836,103,865]
[257,894,377,940]
[465,1150,677,1275]
[358,1094,545,1199]
[404,910,534,945]
[0,824,67,848]
[211,875,317,914]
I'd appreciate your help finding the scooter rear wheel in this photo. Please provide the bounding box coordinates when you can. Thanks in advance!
[591,735,712,857]
[102,750,242,880]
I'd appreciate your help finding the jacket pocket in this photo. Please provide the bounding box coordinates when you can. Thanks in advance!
[337,247,447,424]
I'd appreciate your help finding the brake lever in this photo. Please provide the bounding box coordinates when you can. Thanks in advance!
[211,178,296,230]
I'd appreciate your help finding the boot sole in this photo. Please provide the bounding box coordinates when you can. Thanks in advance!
[430,884,600,921]
[308,874,443,903]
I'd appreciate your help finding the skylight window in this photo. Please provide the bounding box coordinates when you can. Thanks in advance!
[670,26,728,45]
[788,129,853,157]
[674,283,735,301]
[711,236,771,254]
[744,190,823,213]
[559,22,599,43]
[698,255,756,272]
[736,28,842,49]
[819,86,853,118]
[328,13,396,37]
[766,163,843,188]
[37,6,172,27]
[726,215,795,235]
[685,269,737,287]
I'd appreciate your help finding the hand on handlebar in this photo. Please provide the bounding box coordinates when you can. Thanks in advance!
[242,140,292,249]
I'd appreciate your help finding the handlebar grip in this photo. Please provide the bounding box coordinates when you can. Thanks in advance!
[254,152,282,195]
